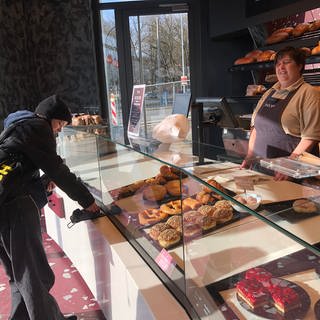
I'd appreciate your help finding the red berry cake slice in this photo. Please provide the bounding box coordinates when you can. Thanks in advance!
[271,286,301,314]
[245,267,273,287]
[236,279,270,309]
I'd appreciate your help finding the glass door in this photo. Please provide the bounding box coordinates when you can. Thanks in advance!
[99,4,190,142]
[129,11,190,138]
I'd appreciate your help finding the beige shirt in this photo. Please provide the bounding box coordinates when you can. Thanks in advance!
[251,77,320,140]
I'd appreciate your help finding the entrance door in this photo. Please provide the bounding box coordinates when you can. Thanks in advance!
[99,4,190,141]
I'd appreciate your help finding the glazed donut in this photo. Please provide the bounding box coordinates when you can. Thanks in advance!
[142,184,167,201]
[166,215,182,232]
[149,222,172,240]
[292,199,317,213]
[292,23,310,37]
[256,50,275,62]
[309,20,320,32]
[165,180,186,196]
[265,31,290,45]
[157,229,181,248]
[160,200,182,215]
[196,190,215,204]
[234,57,255,65]
[138,208,168,225]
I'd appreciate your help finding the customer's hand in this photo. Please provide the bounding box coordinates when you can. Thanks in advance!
[85,202,100,213]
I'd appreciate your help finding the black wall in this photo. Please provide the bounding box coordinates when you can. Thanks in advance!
[0,0,99,127]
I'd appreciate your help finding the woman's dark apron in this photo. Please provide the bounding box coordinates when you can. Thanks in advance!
[254,88,301,158]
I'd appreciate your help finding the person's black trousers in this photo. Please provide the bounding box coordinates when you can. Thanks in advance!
[0,195,68,320]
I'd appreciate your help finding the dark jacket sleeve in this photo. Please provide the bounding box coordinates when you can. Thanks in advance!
[13,119,95,208]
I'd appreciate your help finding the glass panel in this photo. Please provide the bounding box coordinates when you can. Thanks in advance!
[129,13,190,138]
[59,126,320,319]
[100,10,123,141]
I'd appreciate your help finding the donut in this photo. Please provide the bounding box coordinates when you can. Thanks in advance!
[199,215,216,230]
[265,31,290,45]
[158,229,181,248]
[256,50,275,62]
[196,190,215,204]
[160,200,183,215]
[183,210,203,224]
[197,205,216,217]
[309,20,320,32]
[166,215,182,232]
[149,223,173,240]
[182,197,201,210]
[292,23,310,37]
[212,200,233,223]
[165,180,186,196]
[183,223,202,238]
[292,199,317,213]
[138,208,168,225]
[234,57,255,65]
[142,184,167,201]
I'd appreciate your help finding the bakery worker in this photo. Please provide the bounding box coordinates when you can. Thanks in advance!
[0,95,100,320]
[241,46,320,179]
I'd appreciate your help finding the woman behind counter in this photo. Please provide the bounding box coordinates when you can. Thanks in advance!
[241,46,320,175]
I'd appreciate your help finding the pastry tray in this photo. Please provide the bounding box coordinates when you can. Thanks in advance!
[206,248,320,320]
[260,157,320,179]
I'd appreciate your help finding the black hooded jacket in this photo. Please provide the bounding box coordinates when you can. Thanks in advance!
[0,108,94,209]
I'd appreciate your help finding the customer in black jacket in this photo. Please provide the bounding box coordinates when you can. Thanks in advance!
[0,95,100,320]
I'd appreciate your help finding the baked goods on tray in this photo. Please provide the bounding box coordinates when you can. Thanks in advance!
[138,208,168,225]
[142,185,167,201]
[292,198,317,213]
[160,199,183,215]
[149,222,172,240]
[212,200,233,223]
[166,215,182,232]
[165,179,186,196]
[236,267,303,314]
[157,229,181,248]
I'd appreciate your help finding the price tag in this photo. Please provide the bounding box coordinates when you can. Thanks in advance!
[155,248,176,276]
[234,176,255,191]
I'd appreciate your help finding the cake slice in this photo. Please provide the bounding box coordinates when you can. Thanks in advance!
[271,286,301,314]
[236,279,270,309]
[245,267,273,287]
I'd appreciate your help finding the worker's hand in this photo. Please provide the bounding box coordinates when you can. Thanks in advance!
[85,202,101,213]
[240,157,254,170]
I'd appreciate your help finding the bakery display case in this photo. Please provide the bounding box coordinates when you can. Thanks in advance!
[57,127,320,319]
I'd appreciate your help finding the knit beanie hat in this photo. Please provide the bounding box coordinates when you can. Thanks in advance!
[35,94,72,124]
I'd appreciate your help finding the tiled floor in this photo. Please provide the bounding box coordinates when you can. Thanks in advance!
[0,232,106,320]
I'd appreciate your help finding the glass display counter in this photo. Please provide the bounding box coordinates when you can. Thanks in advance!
[57,127,320,320]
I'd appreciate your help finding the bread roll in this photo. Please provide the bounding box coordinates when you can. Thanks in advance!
[309,20,320,32]
[272,27,294,35]
[142,185,167,201]
[292,199,317,213]
[158,229,181,248]
[256,50,275,62]
[292,23,310,37]
[311,42,320,55]
[234,57,255,65]
[300,47,311,56]
[265,31,290,45]
[245,50,263,60]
